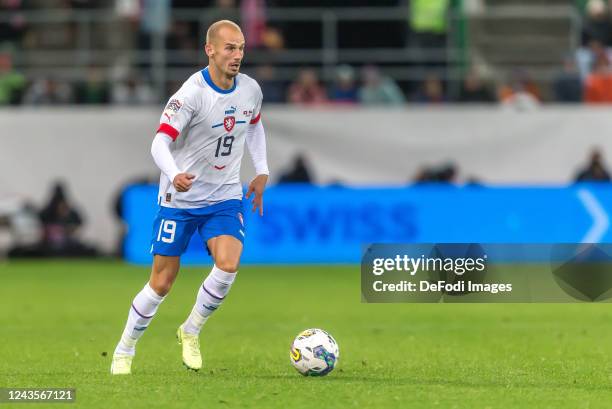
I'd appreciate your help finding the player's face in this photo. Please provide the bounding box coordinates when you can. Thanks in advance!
[209,27,245,78]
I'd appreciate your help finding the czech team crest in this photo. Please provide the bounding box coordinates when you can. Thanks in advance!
[224,116,236,132]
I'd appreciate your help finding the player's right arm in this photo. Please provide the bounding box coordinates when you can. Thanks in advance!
[150,134,194,192]
[152,83,200,192]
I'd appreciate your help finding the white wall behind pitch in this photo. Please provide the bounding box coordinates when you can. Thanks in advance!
[1,106,610,253]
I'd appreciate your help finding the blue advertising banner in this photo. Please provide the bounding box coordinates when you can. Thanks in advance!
[122,184,612,264]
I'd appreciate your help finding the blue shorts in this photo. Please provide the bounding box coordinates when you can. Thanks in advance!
[150,199,245,257]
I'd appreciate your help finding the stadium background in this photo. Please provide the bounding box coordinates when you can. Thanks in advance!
[4,1,612,408]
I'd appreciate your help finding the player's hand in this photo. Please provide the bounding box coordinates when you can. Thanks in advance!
[246,174,268,216]
[173,173,195,192]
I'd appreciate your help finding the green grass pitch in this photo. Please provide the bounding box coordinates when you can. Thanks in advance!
[2,260,612,408]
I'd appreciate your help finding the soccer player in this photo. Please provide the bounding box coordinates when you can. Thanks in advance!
[111,20,269,375]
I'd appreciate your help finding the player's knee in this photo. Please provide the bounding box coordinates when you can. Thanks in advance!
[150,270,177,296]
[215,259,240,273]
[149,278,173,296]
[153,281,172,296]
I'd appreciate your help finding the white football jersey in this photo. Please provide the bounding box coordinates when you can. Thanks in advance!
[156,67,263,209]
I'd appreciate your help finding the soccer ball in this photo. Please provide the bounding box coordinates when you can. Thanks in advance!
[289,328,339,376]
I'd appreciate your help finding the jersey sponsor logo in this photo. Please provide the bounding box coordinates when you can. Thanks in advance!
[165,193,172,203]
[225,105,237,115]
[163,99,183,121]
[224,116,236,132]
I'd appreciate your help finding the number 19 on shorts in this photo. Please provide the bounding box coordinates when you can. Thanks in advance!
[156,219,176,243]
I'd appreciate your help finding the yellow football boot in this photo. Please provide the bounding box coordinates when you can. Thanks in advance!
[110,354,133,375]
[176,325,202,371]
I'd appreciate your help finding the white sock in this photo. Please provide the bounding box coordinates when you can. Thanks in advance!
[114,283,165,356]
[182,265,237,335]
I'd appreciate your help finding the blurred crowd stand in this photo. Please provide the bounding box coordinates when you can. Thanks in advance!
[1,0,609,106]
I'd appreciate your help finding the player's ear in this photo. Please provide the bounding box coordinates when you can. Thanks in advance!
[204,43,214,57]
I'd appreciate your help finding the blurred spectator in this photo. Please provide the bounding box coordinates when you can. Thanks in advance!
[75,67,110,104]
[0,52,25,105]
[576,40,612,81]
[112,75,156,105]
[358,65,405,105]
[6,201,42,258]
[166,20,192,50]
[413,166,436,183]
[0,0,27,46]
[19,0,76,50]
[279,154,313,184]
[584,52,612,103]
[553,56,583,103]
[575,149,611,182]
[330,64,358,104]
[497,70,541,109]
[39,183,82,237]
[111,0,140,52]
[242,0,266,48]
[23,78,73,105]
[408,0,449,52]
[261,26,285,51]
[413,162,457,183]
[136,0,171,60]
[437,163,457,183]
[287,68,327,105]
[498,85,539,110]
[191,0,238,44]
[70,0,105,9]
[141,0,171,37]
[255,64,284,103]
[582,0,612,46]
[38,182,97,257]
[459,70,495,103]
[167,21,199,68]
[413,74,446,104]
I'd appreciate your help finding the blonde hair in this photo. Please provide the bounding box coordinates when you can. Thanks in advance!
[206,20,242,44]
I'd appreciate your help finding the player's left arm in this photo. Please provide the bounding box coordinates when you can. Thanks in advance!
[245,117,269,216]
[245,84,268,216]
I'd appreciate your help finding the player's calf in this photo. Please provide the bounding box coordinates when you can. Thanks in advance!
[149,255,181,296]
[178,265,237,370]
[182,265,237,336]
[111,283,166,375]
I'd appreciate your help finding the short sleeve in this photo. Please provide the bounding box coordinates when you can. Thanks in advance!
[249,84,263,125]
[157,86,198,141]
